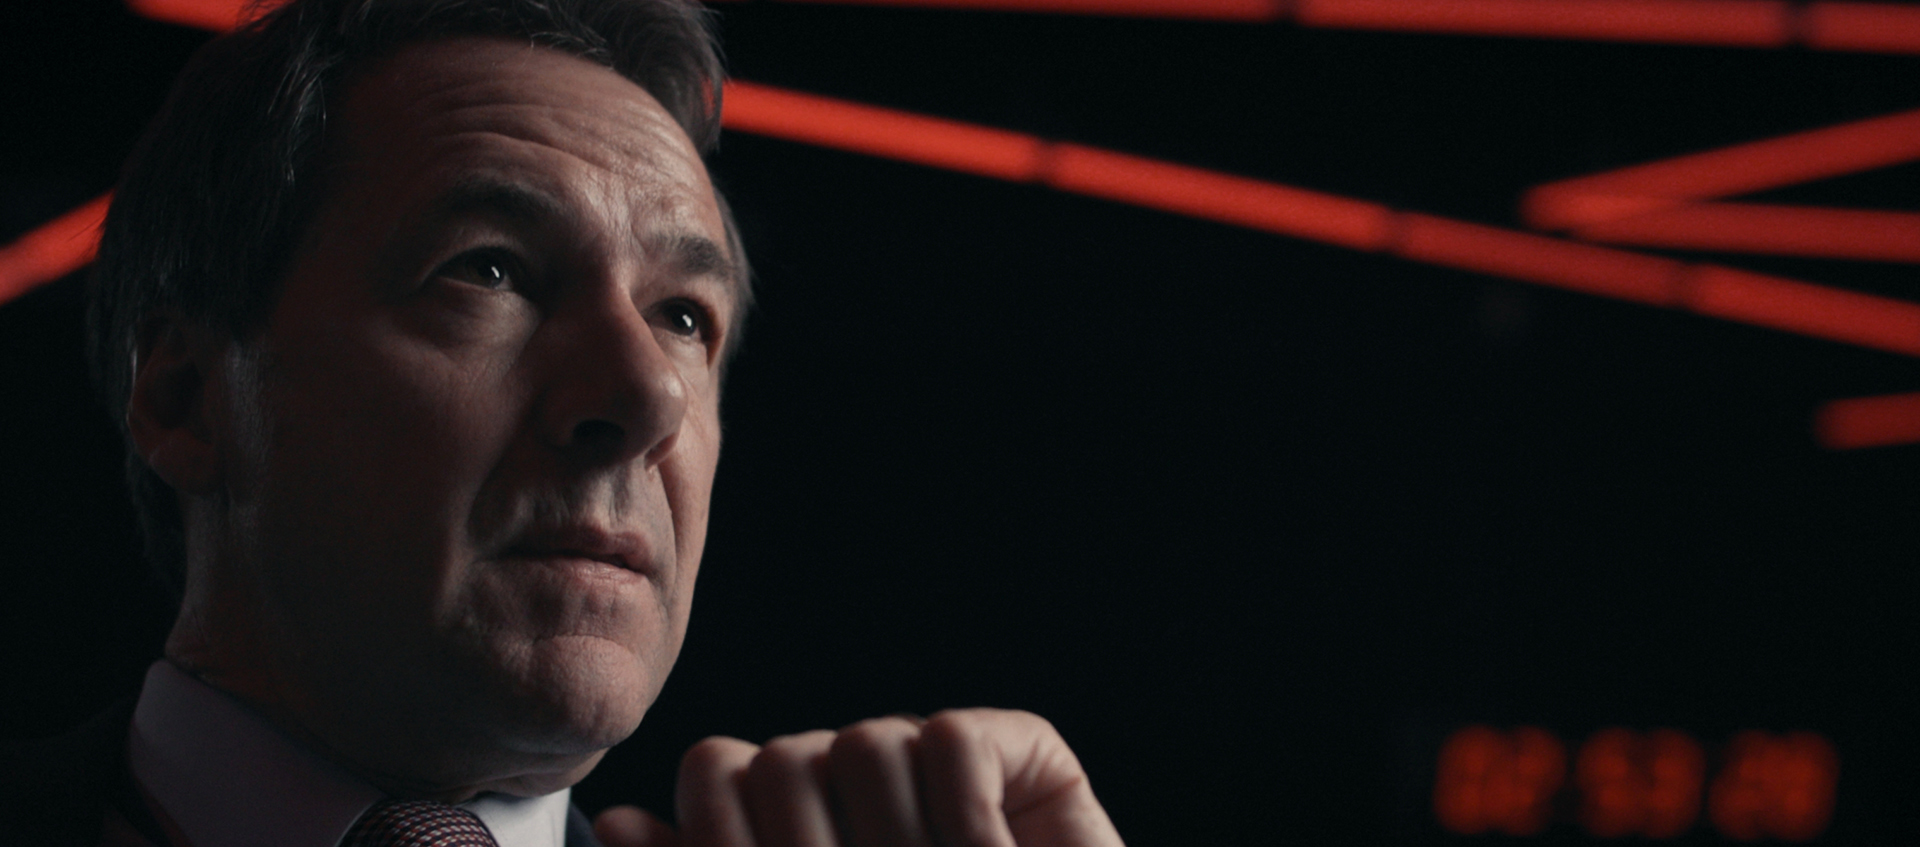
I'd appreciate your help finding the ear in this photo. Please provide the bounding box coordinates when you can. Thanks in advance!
[126,317,227,497]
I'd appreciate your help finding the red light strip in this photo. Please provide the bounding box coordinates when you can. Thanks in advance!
[55,5,1920,358]
[1294,0,1791,47]
[123,0,1920,53]
[0,193,111,307]
[1524,107,1920,231]
[1572,203,1920,264]
[1803,1,1920,53]
[740,0,1286,20]
[1315,0,1920,52]
[721,81,1920,358]
[14,87,1920,360]
[1814,391,1920,450]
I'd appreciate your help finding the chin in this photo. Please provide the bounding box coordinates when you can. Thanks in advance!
[490,633,668,756]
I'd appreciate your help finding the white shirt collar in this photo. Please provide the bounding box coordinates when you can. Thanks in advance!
[128,661,573,847]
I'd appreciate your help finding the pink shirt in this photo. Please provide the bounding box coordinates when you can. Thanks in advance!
[125,662,572,847]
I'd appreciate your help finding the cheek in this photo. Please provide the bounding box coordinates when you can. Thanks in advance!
[666,403,722,553]
[245,325,530,614]
[648,399,719,627]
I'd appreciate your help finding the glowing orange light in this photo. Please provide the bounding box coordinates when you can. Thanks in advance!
[1575,728,1706,839]
[0,194,111,308]
[1295,0,1789,46]
[1573,203,1920,264]
[1433,725,1567,836]
[1524,107,1920,231]
[1708,731,1839,841]
[1814,390,1920,450]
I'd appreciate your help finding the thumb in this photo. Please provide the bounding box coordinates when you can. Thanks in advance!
[593,805,680,847]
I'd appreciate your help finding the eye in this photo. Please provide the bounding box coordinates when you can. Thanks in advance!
[659,300,710,339]
[433,249,520,291]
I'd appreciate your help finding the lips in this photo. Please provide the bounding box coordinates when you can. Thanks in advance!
[502,525,654,578]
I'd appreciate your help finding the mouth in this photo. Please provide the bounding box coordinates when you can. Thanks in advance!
[502,525,655,578]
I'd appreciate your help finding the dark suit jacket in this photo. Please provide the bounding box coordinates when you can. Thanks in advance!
[0,703,603,847]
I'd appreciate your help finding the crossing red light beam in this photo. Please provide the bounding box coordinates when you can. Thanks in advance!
[58,1,1920,360]
[724,0,1920,53]
[719,81,1920,359]
[124,0,1920,53]
[0,194,111,307]
[1524,107,1920,231]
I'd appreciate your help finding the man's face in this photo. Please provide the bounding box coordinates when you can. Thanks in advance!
[206,37,735,789]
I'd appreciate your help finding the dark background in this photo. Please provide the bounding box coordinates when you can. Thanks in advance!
[4,1,1919,843]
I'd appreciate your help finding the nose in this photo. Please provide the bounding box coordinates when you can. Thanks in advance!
[536,290,689,469]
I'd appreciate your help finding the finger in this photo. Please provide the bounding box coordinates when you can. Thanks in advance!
[916,709,1125,847]
[595,805,680,847]
[679,736,763,847]
[827,717,935,847]
[742,729,841,847]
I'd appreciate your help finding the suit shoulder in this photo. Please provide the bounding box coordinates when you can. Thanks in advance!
[0,701,135,846]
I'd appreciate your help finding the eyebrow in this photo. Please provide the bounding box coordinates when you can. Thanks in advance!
[421,177,572,232]
[651,231,737,284]
[420,178,740,285]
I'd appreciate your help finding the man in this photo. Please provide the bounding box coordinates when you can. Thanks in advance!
[1,1,1125,845]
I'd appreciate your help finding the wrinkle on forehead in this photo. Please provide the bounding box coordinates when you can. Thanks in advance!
[337,37,709,191]
[323,36,726,267]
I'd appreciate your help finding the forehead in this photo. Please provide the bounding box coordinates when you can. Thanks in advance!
[323,36,726,264]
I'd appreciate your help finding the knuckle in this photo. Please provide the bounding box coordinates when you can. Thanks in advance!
[920,708,991,749]
[748,730,832,783]
[680,735,756,779]
[830,716,917,762]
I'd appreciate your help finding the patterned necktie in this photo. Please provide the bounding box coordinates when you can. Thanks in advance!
[340,800,501,847]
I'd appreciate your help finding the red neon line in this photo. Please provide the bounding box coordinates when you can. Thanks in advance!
[1815,391,1920,449]
[1045,144,1396,250]
[1574,203,1920,264]
[0,194,111,308]
[129,0,1920,54]
[779,0,1284,19]
[722,81,1920,359]
[1295,0,1790,47]
[1683,265,1920,357]
[1394,214,1682,307]
[1525,107,1920,230]
[723,82,1047,182]
[1804,2,1920,54]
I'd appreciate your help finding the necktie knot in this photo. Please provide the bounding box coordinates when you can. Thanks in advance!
[341,799,501,847]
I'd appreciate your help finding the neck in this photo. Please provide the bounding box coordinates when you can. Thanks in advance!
[164,621,603,803]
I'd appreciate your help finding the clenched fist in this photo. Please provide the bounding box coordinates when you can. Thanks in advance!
[594,709,1125,847]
